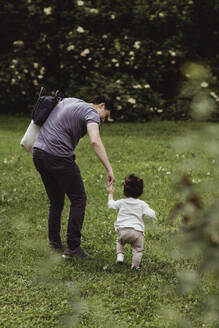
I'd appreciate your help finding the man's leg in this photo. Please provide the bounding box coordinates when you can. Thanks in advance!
[33,149,65,248]
[64,163,87,250]
[47,156,86,251]
[34,149,87,254]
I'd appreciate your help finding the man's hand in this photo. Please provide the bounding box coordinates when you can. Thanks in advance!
[107,169,115,186]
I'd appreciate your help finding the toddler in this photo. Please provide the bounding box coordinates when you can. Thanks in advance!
[107,174,156,270]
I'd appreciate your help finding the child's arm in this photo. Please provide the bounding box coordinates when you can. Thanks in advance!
[107,184,114,201]
[143,203,156,220]
[107,184,120,210]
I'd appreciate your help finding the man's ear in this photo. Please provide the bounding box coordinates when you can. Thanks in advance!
[98,102,105,110]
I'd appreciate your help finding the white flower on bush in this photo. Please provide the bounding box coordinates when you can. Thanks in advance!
[201,82,208,88]
[77,26,85,33]
[67,45,75,51]
[77,0,84,5]
[89,8,99,14]
[144,84,150,88]
[133,85,142,89]
[116,96,121,100]
[115,63,119,67]
[33,79,39,86]
[33,62,39,69]
[128,98,136,104]
[41,33,47,41]
[80,49,90,56]
[12,59,18,65]
[133,41,141,49]
[13,40,24,47]
[102,34,108,39]
[156,51,163,55]
[157,109,163,113]
[112,58,117,63]
[111,14,116,19]
[210,91,217,98]
[159,12,165,17]
[169,50,176,56]
[11,78,16,85]
[116,80,121,84]
[43,7,52,15]
[171,60,176,64]
[40,66,45,74]
[129,51,135,56]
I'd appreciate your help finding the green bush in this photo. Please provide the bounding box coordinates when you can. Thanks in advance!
[1,0,219,120]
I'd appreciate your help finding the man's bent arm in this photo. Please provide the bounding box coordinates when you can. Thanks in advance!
[87,122,115,184]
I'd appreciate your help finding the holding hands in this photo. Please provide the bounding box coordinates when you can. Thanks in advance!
[107,183,114,193]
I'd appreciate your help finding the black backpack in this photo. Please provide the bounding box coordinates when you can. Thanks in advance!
[32,87,63,126]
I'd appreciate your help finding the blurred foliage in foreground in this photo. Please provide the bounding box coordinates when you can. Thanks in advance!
[1,0,219,120]
[165,64,219,327]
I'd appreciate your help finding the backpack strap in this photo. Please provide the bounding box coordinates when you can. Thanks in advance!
[55,90,63,102]
[39,86,44,97]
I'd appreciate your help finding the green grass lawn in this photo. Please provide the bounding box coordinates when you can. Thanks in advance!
[0,116,219,327]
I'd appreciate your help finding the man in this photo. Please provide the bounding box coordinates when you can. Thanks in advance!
[32,95,115,258]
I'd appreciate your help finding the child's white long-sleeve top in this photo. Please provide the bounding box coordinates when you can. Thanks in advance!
[108,197,156,233]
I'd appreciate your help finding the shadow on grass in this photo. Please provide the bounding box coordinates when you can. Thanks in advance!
[59,249,177,281]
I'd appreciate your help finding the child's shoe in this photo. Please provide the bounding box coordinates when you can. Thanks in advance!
[131,265,140,271]
[117,253,124,263]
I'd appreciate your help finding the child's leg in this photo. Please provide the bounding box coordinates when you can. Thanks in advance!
[116,230,126,263]
[116,237,125,254]
[131,231,144,269]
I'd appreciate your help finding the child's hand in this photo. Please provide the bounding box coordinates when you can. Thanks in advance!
[107,184,114,193]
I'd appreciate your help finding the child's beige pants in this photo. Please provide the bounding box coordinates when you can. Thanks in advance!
[116,228,144,267]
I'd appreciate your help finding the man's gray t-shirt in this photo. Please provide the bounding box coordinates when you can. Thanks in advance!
[34,97,100,157]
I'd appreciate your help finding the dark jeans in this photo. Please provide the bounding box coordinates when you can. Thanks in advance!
[33,148,86,250]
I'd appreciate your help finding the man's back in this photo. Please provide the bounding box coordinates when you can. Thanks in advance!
[34,98,100,157]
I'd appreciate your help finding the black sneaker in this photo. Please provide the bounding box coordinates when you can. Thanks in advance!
[49,242,65,253]
[62,246,89,259]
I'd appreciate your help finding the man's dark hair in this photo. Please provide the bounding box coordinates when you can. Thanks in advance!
[124,174,144,198]
[88,95,113,112]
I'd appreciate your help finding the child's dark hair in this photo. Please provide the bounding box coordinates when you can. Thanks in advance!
[124,174,143,198]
